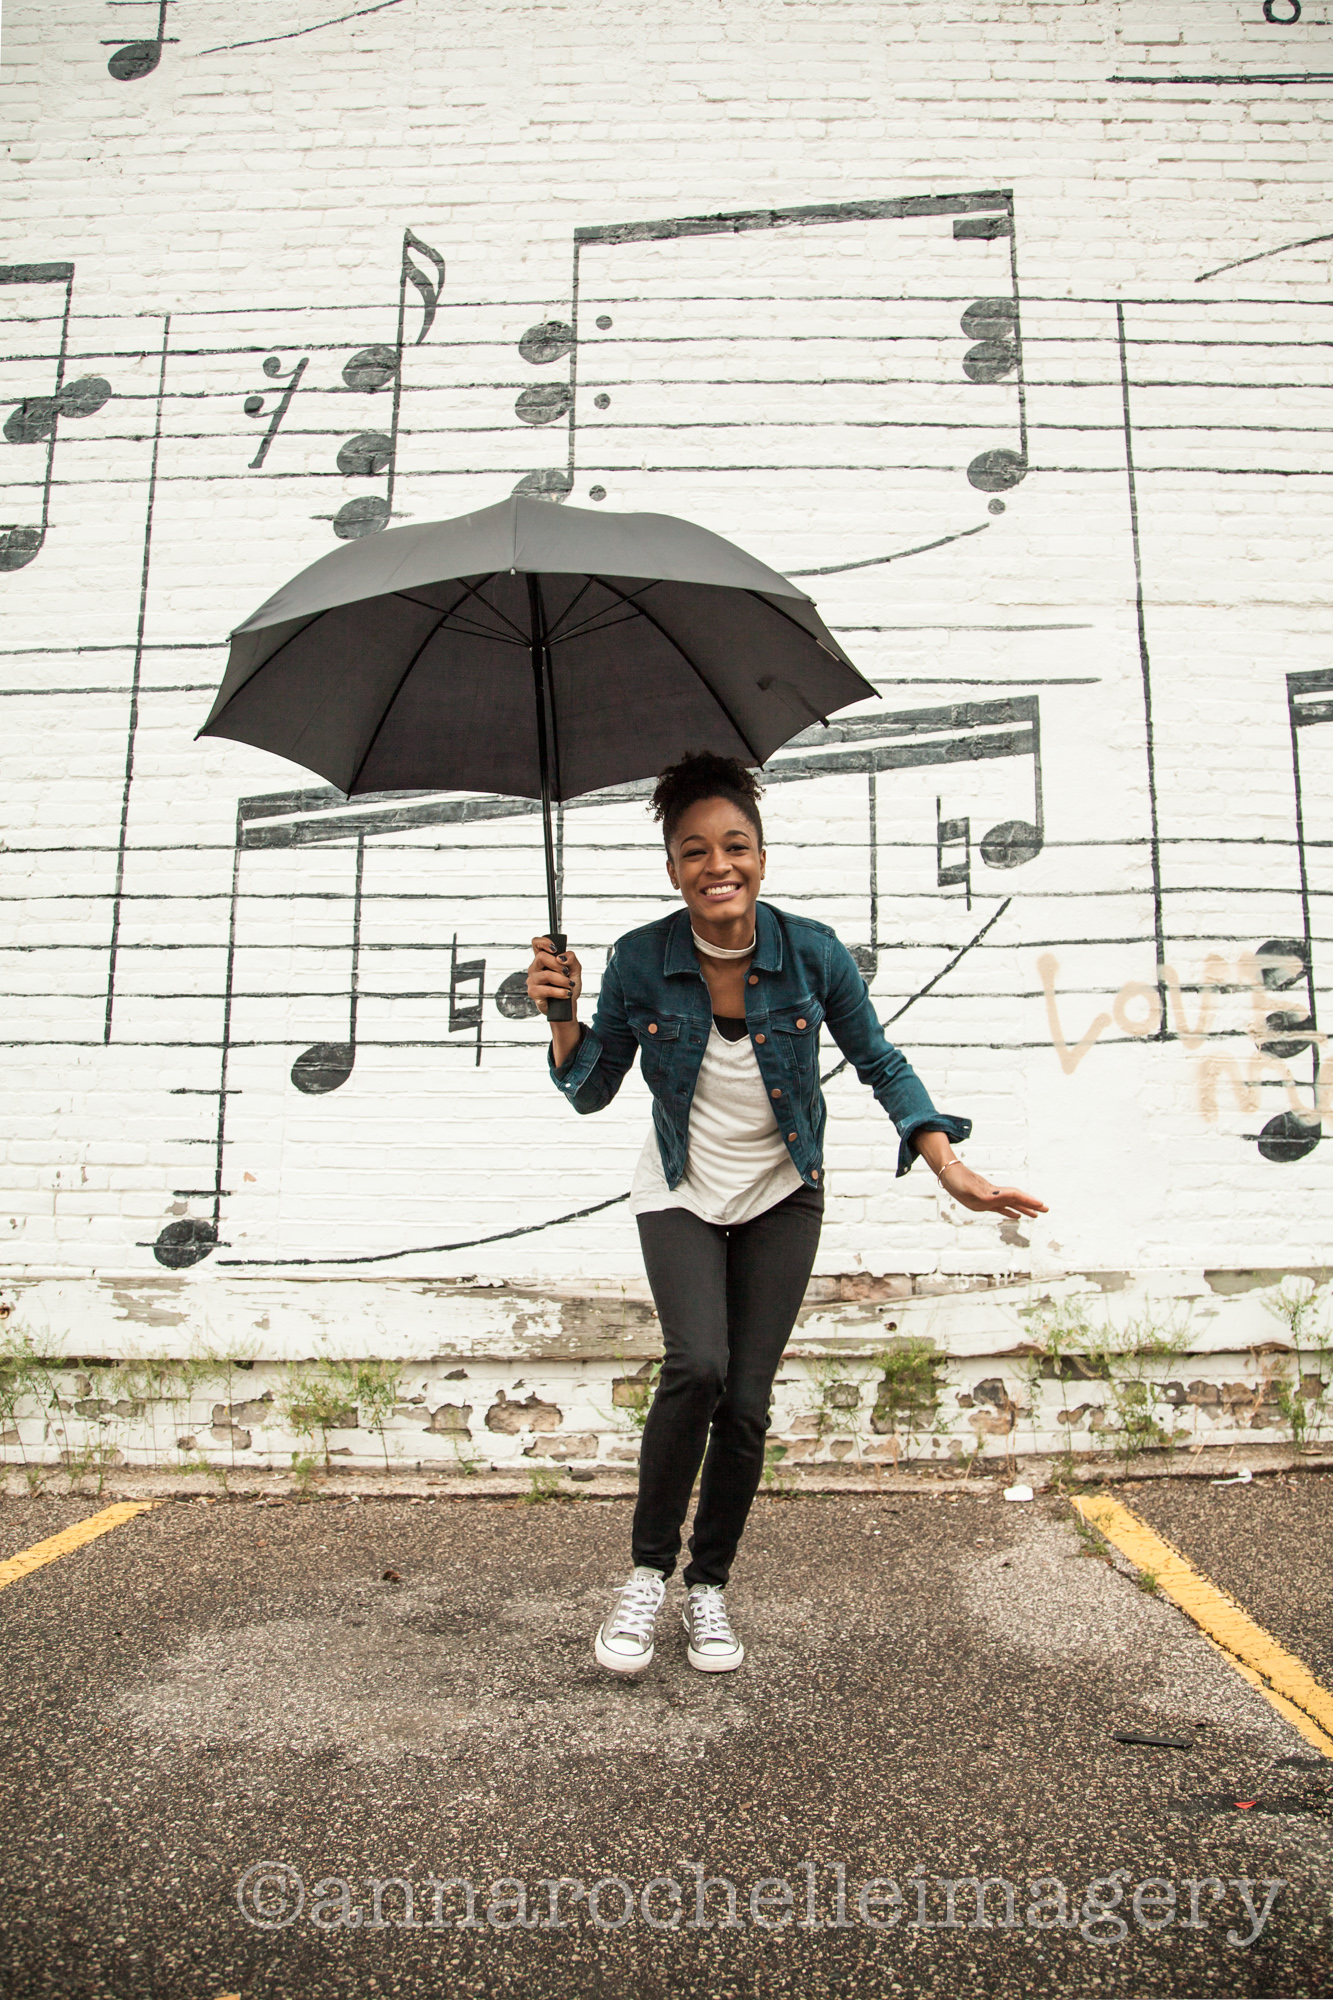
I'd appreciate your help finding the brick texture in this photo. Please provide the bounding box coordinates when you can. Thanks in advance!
[0,0,1331,1310]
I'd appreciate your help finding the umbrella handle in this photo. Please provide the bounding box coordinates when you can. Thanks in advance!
[546,931,572,1022]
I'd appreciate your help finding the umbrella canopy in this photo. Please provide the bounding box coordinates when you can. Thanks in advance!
[198,496,876,1014]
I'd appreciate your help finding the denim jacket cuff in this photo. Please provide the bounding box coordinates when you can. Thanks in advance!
[895,1113,973,1179]
[548,1024,598,1094]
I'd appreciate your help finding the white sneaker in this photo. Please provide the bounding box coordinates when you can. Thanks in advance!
[682,1584,745,1672]
[594,1566,666,1675]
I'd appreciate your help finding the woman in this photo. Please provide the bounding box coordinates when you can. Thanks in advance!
[526,752,1045,1677]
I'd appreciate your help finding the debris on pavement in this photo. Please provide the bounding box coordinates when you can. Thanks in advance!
[1182,1793,1331,1817]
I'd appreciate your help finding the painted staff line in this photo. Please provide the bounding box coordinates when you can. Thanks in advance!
[197,0,406,56]
[1196,229,1333,284]
[1073,1494,1333,1758]
[0,1500,160,1595]
[787,521,990,577]
[226,900,1014,1265]
[820,896,1013,1086]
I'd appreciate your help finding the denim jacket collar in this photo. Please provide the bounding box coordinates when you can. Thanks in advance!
[660,900,785,979]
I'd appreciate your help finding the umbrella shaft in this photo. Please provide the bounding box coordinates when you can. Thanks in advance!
[540,796,560,944]
[528,573,565,960]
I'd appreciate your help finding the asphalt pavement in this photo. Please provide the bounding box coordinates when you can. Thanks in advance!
[0,1477,1330,1998]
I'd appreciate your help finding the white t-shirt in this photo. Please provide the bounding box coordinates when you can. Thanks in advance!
[631,1019,804,1226]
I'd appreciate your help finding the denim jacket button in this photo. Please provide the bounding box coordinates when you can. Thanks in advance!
[647,1023,657,1034]
[754,1033,765,1044]
[796,1017,807,1029]
[748,974,759,985]
[771,1087,782,1099]
[788,1132,797,1142]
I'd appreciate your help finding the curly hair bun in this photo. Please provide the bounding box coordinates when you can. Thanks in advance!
[651,751,765,850]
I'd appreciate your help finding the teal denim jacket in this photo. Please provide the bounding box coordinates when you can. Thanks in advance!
[549,901,970,1190]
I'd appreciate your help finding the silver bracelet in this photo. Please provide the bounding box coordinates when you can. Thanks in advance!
[934,1157,966,1191]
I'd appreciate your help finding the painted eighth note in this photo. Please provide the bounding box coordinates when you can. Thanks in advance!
[331,227,444,540]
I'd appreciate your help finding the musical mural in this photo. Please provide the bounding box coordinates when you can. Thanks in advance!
[3,0,1333,1284]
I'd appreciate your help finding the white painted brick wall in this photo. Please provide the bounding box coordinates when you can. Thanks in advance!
[0,0,1331,1354]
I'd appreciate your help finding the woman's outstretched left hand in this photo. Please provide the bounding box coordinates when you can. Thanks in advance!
[937,1162,1047,1221]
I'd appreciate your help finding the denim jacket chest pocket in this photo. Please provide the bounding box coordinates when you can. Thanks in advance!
[626,1007,684,1090]
[766,997,824,1088]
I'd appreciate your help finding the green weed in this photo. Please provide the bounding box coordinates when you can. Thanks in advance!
[761,1440,793,1492]
[869,1339,946,1463]
[606,1358,662,1433]
[1262,1279,1332,1452]
[289,1450,321,1496]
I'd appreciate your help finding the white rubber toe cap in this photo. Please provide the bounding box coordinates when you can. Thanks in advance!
[682,1610,744,1672]
[594,1624,654,1674]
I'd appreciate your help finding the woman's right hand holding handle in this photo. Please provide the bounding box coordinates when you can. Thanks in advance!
[528,937,583,1066]
[527,936,582,1018]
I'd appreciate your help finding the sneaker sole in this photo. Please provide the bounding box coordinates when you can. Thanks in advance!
[594,1625,654,1675]
[682,1610,745,1672]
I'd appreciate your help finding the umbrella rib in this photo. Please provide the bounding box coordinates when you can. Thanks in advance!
[395,575,531,646]
[420,610,529,647]
[540,576,597,642]
[546,580,661,647]
[199,612,328,733]
[343,609,454,794]
[549,582,666,647]
[590,575,764,765]
[546,607,645,648]
[741,588,871,687]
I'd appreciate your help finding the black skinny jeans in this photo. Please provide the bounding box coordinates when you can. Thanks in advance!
[632,1182,824,1588]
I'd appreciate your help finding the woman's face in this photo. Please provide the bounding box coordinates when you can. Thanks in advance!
[666,795,765,934]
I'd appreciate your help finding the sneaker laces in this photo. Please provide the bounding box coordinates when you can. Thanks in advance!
[687,1586,736,1647]
[607,1569,664,1642]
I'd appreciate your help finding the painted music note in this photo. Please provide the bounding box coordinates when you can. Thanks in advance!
[1,263,111,572]
[936,799,973,904]
[280,828,488,1090]
[529,190,1028,545]
[496,971,540,1019]
[449,935,486,1067]
[103,0,178,79]
[291,836,364,1094]
[959,289,1028,502]
[233,696,1040,1110]
[192,695,1039,1264]
[512,318,576,501]
[1255,667,1333,1161]
[332,227,444,541]
[245,353,309,470]
[775,697,1044,875]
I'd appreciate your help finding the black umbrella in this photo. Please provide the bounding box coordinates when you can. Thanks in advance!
[198,496,875,1020]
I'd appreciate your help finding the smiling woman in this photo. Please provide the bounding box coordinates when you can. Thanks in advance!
[525,752,1046,1682]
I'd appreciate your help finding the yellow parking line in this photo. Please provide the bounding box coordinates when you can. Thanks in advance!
[1074,1493,1333,1757]
[0,1500,159,1594]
